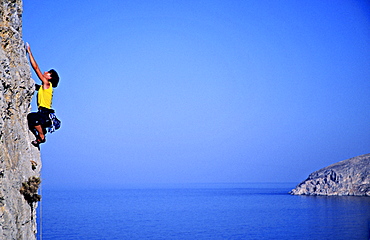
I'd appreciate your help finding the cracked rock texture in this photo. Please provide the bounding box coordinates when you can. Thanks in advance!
[1,0,41,239]
[290,153,370,196]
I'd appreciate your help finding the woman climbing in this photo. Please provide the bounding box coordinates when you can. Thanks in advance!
[26,43,60,147]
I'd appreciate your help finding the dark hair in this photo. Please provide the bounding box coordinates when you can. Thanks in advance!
[48,69,59,88]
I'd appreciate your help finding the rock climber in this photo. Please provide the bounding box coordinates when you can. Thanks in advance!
[26,43,59,147]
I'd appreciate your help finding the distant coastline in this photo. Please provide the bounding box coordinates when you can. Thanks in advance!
[290,153,370,196]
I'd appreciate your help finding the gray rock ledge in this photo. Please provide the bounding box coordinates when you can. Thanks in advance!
[290,153,370,196]
[0,0,42,238]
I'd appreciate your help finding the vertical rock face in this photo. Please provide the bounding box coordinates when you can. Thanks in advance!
[1,0,42,239]
[290,153,370,196]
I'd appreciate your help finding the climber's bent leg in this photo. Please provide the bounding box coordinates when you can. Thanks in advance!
[34,125,45,141]
[27,112,47,146]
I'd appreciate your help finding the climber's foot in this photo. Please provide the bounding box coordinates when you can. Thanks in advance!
[31,137,46,147]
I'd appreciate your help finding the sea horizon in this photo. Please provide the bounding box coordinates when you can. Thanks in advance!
[36,182,370,240]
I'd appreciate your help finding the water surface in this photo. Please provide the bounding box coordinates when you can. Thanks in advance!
[36,183,370,240]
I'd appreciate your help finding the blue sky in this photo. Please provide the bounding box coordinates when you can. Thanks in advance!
[22,0,369,188]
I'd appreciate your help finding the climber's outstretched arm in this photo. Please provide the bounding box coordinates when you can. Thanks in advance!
[26,43,50,88]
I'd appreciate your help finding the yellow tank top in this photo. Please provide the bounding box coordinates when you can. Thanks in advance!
[38,83,53,109]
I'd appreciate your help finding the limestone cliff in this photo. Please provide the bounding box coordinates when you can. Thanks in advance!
[1,0,42,239]
[290,153,370,196]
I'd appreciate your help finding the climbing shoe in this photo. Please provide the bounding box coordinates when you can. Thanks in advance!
[31,137,46,147]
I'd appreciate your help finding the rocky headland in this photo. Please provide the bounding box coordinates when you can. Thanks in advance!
[290,153,370,196]
[1,0,42,239]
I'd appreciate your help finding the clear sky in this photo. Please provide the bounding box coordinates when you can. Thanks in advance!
[22,0,370,188]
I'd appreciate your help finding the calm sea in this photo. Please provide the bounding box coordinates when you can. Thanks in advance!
[36,183,370,240]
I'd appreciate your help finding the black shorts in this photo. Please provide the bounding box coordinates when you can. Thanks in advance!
[27,109,52,128]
